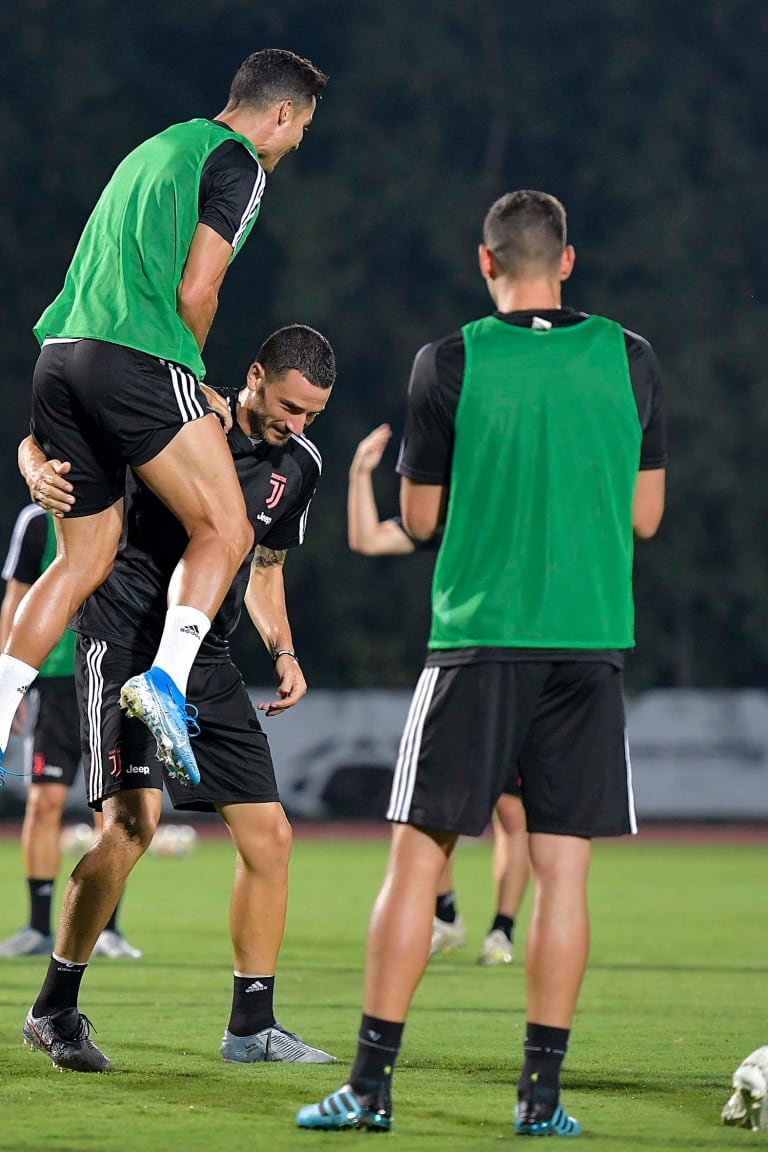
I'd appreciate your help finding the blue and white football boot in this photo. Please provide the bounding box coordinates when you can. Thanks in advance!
[119,667,200,786]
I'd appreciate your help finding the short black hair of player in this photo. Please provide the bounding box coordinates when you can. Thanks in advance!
[229,49,328,111]
[258,325,336,391]
[483,190,567,276]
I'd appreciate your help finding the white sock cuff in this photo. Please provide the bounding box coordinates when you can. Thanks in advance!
[0,654,40,681]
[167,606,211,636]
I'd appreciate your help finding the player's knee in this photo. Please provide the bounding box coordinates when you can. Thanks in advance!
[26,785,65,823]
[226,514,254,566]
[269,812,292,868]
[110,803,158,853]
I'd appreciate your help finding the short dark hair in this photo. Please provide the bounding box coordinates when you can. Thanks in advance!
[229,49,328,111]
[258,324,336,390]
[483,190,567,276]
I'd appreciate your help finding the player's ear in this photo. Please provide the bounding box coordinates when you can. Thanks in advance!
[277,99,293,126]
[559,245,575,282]
[246,361,266,391]
[478,244,494,281]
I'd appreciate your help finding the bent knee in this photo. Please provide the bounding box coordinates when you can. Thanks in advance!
[26,785,66,820]
[106,799,159,853]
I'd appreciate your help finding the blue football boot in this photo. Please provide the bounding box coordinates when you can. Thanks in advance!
[296,1083,392,1132]
[119,667,200,786]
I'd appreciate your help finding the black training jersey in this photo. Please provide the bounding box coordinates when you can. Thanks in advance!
[72,392,321,662]
[397,308,666,485]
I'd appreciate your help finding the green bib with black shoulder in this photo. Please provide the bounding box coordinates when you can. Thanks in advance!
[39,514,77,678]
[34,120,262,381]
[429,314,642,650]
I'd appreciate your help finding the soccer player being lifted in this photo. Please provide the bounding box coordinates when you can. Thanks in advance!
[0,49,327,790]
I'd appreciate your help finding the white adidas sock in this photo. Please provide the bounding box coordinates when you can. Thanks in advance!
[151,606,211,696]
[0,655,39,751]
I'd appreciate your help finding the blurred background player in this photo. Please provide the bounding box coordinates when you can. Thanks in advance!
[348,423,528,966]
[0,503,140,959]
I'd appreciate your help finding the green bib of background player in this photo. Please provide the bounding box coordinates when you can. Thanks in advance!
[33,121,261,381]
[39,514,76,678]
[429,315,641,651]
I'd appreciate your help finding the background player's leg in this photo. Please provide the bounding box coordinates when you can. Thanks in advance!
[479,792,529,965]
[0,506,123,756]
[0,782,67,957]
[430,849,467,957]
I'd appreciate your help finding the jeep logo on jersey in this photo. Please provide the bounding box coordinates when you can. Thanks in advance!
[265,472,287,510]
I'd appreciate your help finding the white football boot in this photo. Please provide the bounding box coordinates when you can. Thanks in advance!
[722,1046,768,1130]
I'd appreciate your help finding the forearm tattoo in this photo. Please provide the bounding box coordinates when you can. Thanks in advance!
[251,545,286,570]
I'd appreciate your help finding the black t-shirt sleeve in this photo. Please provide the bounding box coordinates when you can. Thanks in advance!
[261,451,321,551]
[625,330,666,470]
[1,506,47,584]
[198,140,265,249]
[391,516,442,551]
[396,334,464,484]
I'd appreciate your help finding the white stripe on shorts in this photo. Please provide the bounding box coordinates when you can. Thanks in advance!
[387,666,440,823]
[84,639,107,806]
[624,727,638,834]
[164,361,205,422]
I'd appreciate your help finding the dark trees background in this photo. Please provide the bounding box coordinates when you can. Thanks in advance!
[0,0,765,690]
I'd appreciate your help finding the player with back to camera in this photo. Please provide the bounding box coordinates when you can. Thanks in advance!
[0,49,327,791]
[347,422,529,967]
[0,506,139,960]
[20,324,338,1073]
[298,189,666,1136]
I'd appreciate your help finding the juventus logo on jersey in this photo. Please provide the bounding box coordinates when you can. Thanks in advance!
[266,472,287,509]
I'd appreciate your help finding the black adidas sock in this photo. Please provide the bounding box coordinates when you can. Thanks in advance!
[33,955,87,1017]
[349,1014,403,1098]
[227,974,276,1037]
[518,1022,570,1115]
[28,878,54,936]
[435,892,457,924]
[491,913,514,941]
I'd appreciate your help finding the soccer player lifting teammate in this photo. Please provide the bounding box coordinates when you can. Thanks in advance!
[0,49,327,789]
[21,325,337,1073]
[298,190,666,1137]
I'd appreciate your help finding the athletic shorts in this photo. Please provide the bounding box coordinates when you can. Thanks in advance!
[30,677,82,787]
[387,661,635,838]
[76,637,280,813]
[31,339,212,517]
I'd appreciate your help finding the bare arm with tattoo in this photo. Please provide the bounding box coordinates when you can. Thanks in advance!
[244,544,307,717]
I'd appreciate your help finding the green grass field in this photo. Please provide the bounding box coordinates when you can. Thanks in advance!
[0,830,764,1151]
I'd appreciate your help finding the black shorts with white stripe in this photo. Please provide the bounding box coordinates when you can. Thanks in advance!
[75,635,280,812]
[387,660,636,838]
[31,338,211,517]
[31,676,82,788]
